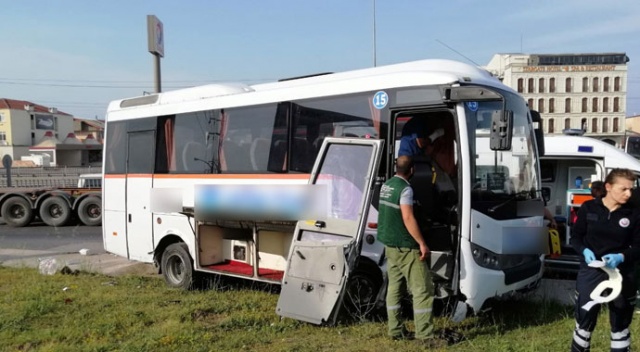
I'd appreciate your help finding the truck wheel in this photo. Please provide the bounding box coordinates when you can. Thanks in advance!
[1,197,34,227]
[39,196,71,227]
[161,243,196,290]
[342,265,383,320]
[77,196,102,226]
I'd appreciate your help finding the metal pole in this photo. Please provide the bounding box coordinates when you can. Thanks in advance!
[154,54,162,93]
[373,0,377,67]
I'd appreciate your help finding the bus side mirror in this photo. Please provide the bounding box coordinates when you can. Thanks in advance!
[490,110,513,150]
[530,110,545,157]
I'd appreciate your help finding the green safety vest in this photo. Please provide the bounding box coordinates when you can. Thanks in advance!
[377,176,418,249]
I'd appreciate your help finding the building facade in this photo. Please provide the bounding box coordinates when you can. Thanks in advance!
[485,53,628,147]
[0,98,103,167]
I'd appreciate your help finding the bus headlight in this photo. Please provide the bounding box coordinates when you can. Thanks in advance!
[470,243,538,270]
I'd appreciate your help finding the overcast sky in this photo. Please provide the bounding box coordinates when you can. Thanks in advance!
[0,0,638,119]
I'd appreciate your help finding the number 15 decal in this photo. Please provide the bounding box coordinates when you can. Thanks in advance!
[373,91,388,110]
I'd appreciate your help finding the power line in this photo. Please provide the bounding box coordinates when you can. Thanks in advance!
[435,39,480,66]
[0,77,277,84]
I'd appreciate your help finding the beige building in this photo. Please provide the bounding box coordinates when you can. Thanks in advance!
[0,98,103,167]
[485,53,628,147]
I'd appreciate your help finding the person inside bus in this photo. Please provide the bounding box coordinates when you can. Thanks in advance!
[377,156,446,348]
[398,114,456,179]
[569,168,640,352]
[399,115,458,227]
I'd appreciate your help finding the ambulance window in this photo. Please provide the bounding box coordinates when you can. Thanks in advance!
[540,160,556,183]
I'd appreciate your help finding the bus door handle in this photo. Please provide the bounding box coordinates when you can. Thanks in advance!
[128,214,132,222]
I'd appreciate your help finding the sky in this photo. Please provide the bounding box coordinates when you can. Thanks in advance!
[0,0,638,120]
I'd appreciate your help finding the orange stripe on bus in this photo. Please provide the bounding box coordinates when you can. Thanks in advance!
[127,174,153,178]
[153,173,310,179]
[104,173,310,180]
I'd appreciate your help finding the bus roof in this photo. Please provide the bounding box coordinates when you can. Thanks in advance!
[544,135,640,172]
[106,59,510,121]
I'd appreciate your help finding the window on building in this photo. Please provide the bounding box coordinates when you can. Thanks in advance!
[604,77,610,92]
[582,77,589,92]
[613,117,619,132]
[549,98,555,113]
[592,98,598,112]
[528,98,534,108]
[528,78,534,93]
[565,118,571,130]
[550,78,556,93]
[566,77,572,93]
[0,131,6,145]
[539,78,545,93]
[517,78,524,93]
[603,118,608,133]
[614,77,621,91]
[581,118,587,131]
[0,112,4,123]
[582,98,588,113]
[548,118,554,134]
[593,77,599,92]
[603,97,609,112]
[614,97,620,112]
[591,118,598,133]
[565,98,571,113]
[538,98,544,113]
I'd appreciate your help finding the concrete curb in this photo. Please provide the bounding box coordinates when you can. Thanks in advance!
[1,252,158,277]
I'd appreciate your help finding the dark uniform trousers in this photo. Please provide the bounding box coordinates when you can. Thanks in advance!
[571,265,636,352]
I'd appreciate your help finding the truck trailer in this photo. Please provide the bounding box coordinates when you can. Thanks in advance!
[0,173,102,227]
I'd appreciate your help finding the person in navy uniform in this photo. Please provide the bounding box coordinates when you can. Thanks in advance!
[570,168,640,352]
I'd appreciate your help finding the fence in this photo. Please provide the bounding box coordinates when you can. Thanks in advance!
[0,166,98,188]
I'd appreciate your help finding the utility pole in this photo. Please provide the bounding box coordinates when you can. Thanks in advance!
[372,0,377,67]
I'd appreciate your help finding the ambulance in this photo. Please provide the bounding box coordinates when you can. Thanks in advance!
[541,135,640,273]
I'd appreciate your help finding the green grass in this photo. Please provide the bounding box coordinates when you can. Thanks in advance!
[0,266,638,351]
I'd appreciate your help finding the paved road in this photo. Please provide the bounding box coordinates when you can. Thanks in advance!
[0,221,156,276]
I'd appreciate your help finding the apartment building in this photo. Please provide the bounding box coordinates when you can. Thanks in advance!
[0,98,102,166]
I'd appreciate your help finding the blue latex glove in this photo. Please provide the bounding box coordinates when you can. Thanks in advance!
[582,248,596,264]
[602,253,624,269]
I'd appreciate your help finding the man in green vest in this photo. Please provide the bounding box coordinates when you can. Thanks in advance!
[378,155,443,347]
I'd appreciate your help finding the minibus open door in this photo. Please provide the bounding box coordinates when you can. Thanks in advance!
[276,137,383,325]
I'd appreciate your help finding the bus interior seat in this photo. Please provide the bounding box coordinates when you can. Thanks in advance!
[250,138,271,171]
[223,141,252,172]
[267,139,287,171]
[411,155,436,223]
[292,137,311,171]
[312,136,325,155]
[410,155,454,250]
[181,141,206,171]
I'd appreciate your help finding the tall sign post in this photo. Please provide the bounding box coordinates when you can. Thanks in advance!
[2,154,12,187]
[147,15,164,93]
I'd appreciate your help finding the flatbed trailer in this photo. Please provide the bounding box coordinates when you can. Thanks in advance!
[0,185,102,227]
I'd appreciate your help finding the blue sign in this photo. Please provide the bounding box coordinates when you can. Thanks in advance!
[372,91,388,110]
[467,102,479,112]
